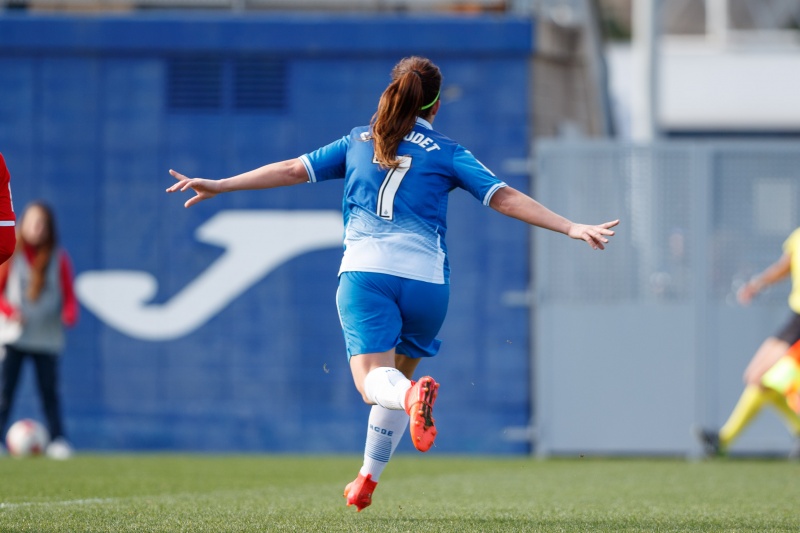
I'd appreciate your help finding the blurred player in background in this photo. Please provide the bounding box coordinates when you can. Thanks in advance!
[0,154,17,264]
[696,227,800,459]
[0,201,79,459]
[168,56,618,510]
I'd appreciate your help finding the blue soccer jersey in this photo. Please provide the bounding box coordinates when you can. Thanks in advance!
[300,117,507,284]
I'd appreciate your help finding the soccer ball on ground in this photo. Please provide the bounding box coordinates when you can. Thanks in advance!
[6,419,50,458]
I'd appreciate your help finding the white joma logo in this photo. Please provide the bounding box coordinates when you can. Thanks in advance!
[75,210,343,341]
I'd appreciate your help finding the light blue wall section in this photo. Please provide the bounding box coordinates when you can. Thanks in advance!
[534,141,800,457]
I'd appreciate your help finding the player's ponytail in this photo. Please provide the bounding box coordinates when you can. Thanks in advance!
[370,57,442,170]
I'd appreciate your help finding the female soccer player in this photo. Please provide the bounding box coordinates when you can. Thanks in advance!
[167,56,619,510]
[697,227,800,458]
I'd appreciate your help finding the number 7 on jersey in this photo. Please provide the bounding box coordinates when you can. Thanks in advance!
[375,155,412,220]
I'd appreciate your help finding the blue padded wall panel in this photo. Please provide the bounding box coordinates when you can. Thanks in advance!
[0,13,533,454]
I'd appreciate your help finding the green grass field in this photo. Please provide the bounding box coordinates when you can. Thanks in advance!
[0,455,798,532]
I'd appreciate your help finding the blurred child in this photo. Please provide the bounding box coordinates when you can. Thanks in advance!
[0,201,79,459]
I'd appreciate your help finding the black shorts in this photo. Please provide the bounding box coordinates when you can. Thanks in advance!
[774,312,800,345]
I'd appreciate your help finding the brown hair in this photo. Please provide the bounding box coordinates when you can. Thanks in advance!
[19,202,58,302]
[370,56,442,170]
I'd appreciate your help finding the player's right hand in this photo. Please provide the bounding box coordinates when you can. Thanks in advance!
[166,169,221,208]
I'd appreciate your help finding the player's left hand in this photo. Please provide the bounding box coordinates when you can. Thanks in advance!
[166,169,222,208]
[567,219,619,250]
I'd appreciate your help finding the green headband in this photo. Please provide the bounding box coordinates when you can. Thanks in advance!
[420,90,440,111]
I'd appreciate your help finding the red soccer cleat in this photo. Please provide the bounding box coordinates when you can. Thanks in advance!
[343,472,378,512]
[405,376,439,452]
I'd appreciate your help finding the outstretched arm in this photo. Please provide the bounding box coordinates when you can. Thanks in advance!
[166,158,309,208]
[489,186,619,250]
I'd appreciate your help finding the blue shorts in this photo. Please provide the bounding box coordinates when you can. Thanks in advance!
[336,271,450,360]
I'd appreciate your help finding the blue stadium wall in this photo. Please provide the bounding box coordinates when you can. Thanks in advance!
[0,12,534,453]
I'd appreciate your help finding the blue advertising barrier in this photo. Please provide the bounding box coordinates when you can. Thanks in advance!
[0,12,534,453]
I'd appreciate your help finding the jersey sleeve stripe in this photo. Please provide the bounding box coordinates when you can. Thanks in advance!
[300,154,317,183]
[482,182,507,206]
[0,221,15,227]
[299,155,316,183]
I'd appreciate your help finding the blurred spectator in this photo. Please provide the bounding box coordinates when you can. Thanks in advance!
[0,201,78,459]
[650,227,690,299]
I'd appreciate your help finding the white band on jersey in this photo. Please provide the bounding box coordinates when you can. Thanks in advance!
[482,182,508,206]
[0,221,14,226]
[299,155,317,183]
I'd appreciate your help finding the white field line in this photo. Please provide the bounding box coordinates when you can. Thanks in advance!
[0,498,118,509]
[0,487,252,510]
[0,482,335,512]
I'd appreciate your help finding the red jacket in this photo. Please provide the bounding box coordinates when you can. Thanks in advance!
[0,154,17,264]
[0,153,17,264]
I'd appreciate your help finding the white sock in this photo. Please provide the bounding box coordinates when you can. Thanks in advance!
[363,367,412,410]
[359,405,409,482]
